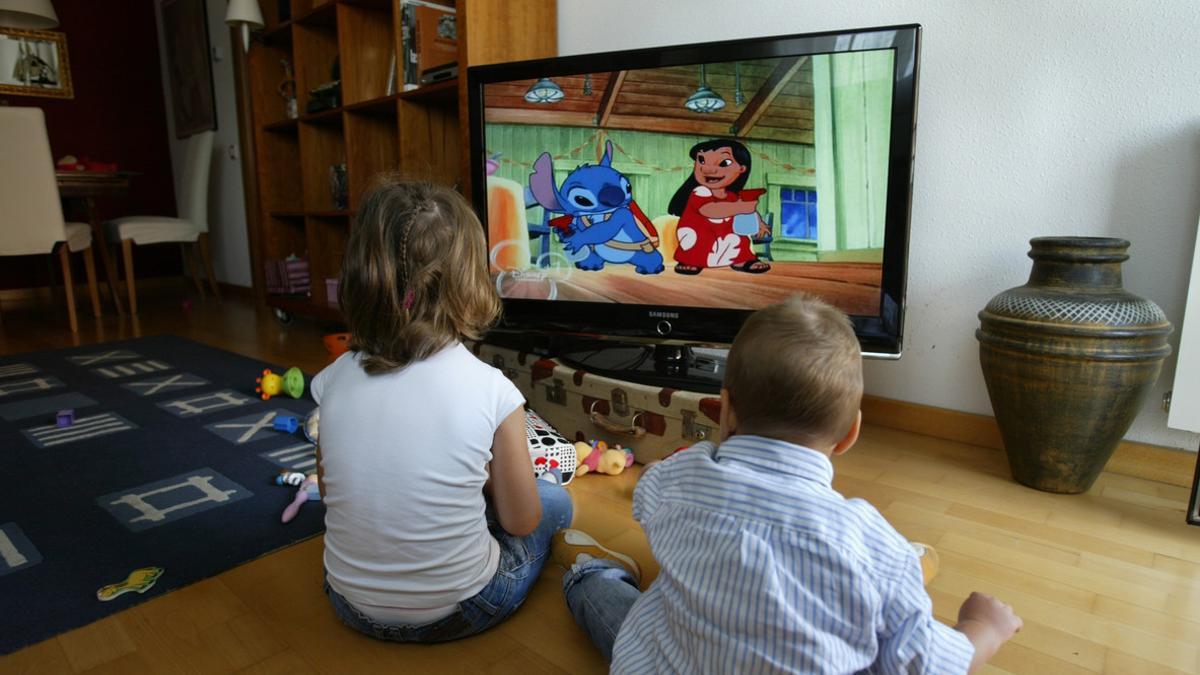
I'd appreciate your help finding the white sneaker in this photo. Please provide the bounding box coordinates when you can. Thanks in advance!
[552,529,641,584]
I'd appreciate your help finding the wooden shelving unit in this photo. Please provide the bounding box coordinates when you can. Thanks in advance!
[234,0,557,318]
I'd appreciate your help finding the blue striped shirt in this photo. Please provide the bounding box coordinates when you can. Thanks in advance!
[611,435,974,674]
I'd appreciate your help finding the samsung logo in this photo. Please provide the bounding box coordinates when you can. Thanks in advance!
[648,311,679,319]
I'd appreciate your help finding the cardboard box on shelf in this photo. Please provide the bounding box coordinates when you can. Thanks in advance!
[412,2,457,80]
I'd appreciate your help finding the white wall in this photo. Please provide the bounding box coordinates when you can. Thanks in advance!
[559,0,1200,451]
[154,0,252,288]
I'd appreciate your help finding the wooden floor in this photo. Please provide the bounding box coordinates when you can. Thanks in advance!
[3,283,1199,674]
[498,261,882,316]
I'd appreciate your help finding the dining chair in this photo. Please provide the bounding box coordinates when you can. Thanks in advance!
[0,107,102,333]
[106,130,218,314]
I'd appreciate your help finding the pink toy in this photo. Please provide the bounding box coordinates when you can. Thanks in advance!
[281,474,320,523]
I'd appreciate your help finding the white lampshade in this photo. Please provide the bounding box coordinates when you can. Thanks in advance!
[224,0,263,28]
[225,0,264,52]
[0,0,59,29]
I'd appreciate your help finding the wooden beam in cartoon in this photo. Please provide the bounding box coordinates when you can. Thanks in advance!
[729,56,808,137]
[595,70,627,127]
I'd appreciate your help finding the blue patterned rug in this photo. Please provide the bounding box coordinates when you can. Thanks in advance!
[0,336,323,655]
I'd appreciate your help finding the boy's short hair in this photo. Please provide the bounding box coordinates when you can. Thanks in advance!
[340,177,500,374]
[725,294,863,446]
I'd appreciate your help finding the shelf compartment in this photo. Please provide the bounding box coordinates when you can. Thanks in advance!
[345,93,400,117]
[338,1,395,106]
[248,40,298,132]
[294,19,340,114]
[258,131,303,212]
[398,98,460,186]
[307,216,350,308]
[261,20,293,45]
[261,215,308,263]
[298,122,347,212]
[299,107,344,126]
[294,1,337,27]
[398,78,458,105]
[346,109,400,211]
[263,118,300,133]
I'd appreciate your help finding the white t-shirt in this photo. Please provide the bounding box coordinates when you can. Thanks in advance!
[311,343,524,624]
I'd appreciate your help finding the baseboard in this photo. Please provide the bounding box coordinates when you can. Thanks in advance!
[217,283,255,299]
[1,278,256,307]
[862,395,1197,488]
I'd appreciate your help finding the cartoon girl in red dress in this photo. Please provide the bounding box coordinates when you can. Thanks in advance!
[667,139,771,275]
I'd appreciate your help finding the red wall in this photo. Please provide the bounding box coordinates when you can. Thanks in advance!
[2,0,178,290]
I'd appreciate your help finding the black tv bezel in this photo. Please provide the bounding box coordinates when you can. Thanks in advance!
[468,24,920,355]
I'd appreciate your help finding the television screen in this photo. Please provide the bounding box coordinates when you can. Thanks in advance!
[469,25,919,354]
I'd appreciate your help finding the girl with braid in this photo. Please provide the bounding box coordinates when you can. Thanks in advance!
[311,178,572,642]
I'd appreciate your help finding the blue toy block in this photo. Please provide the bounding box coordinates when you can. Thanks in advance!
[55,409,75,428]
[273,415,300,433]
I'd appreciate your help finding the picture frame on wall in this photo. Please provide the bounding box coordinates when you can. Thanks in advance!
[0,27,73,99]
[161,0,217,138]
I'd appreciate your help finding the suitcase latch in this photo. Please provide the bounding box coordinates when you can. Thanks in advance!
[611,388,629,417]
[491,355,517,382]
[545,378,567,406]
[682,410,710,441]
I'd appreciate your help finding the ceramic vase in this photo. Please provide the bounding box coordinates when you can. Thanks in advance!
[976,237,1172,494]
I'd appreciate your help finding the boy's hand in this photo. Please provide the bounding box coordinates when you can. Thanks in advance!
[957,592,1022,637]
[955,592,1022,673]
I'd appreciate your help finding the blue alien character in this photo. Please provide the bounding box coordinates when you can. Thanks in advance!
[528,141,664,274]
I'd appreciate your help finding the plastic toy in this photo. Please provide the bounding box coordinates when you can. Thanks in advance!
[303,407,320,444]
[324,333,351,362]
[914,542,940,585]
[275,470,307,486]
[255,367,305,400]
[574,440,635,477]
[534,455,564,485]
[273,415,300,433]
[55,409,74,428]
[281,474,320,523]
[97,566,164,601]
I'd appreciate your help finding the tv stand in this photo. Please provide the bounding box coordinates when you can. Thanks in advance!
[557,341,726,394]
[486,333,726,393]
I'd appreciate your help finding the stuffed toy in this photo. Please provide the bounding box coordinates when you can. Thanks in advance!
[574,440,634,476]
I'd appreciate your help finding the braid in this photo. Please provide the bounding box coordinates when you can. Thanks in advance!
[398,196,437,311]
[397,216,412,291]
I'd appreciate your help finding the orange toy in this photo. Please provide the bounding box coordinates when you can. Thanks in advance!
[324,333,351,363]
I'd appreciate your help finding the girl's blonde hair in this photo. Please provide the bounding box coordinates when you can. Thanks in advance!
[340,177,501,374]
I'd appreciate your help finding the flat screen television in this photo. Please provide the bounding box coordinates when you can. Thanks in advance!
[468,25,920,391]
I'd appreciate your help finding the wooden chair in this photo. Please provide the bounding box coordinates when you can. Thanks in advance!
[106,130,218,314]
[0,107,102,332]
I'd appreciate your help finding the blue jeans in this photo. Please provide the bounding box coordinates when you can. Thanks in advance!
[325,481,573,643]
[562,558,642,662]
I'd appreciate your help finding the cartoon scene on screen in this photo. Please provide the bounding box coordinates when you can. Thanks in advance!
[484,50,894,316]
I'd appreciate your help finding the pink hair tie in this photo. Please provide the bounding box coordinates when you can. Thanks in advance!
[403,290,414,310]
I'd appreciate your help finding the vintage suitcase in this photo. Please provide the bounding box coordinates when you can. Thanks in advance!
[472,342,723,464]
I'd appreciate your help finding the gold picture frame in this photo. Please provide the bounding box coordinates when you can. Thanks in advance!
[0,27,73,99]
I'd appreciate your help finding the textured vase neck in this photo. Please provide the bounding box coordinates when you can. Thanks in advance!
[1026,237,1128,290]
